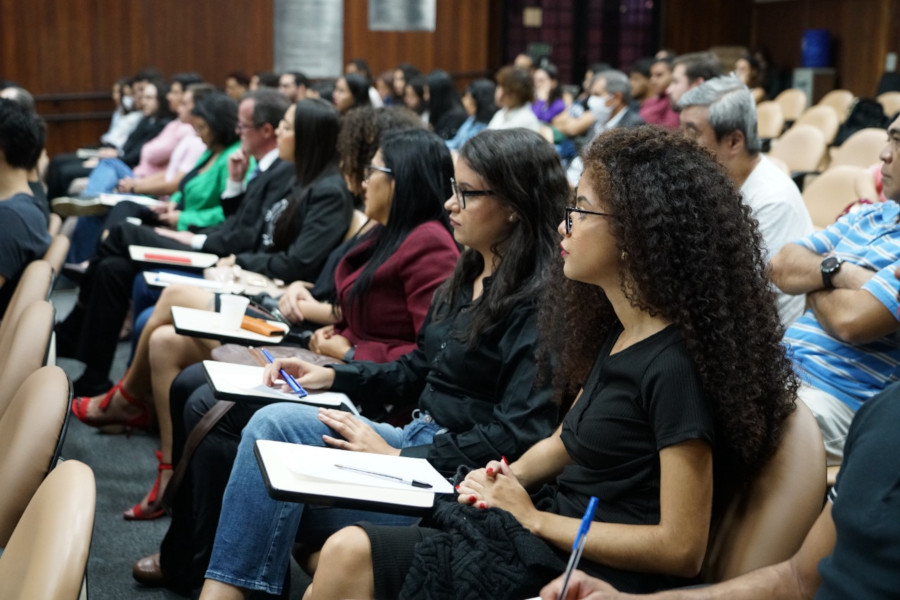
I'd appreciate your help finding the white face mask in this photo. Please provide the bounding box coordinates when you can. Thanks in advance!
[587,94,612,124]
[121,95,135,111]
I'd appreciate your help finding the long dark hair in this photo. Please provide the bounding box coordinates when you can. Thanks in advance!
[191,91,238,149]
[467,79,498,124]
[273,98,341,246]
[146,77,177,121]
[405,76,427,115]
[434,129,568,346]
[342,73,371,109]
[537,63,563,105]
[344,129,454,309]
[425,70,463,126]
[541,125,796,492]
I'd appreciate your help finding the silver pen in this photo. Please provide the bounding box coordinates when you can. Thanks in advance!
[334,464,433,489]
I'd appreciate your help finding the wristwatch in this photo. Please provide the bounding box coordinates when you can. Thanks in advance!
[821,256,844,289]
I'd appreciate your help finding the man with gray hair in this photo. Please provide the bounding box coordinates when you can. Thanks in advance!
[678,75,813,326]
[566,70,645,184]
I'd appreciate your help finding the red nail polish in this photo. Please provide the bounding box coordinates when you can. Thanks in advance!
[454,484,460,490]
[469,495,476,504]
[486,467,494,475]
[478,502,487,509]
[501,455,508,466]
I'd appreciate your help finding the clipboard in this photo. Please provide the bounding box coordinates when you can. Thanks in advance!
[129,244,219,272]
[171,306,288,345]
[254,440,454,515]
[201,360,358,414]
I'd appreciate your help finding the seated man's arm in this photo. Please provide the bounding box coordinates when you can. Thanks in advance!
[769,243,828,295]
[540,503,836,600]
[807,288,899,344]
[552,110,596,137]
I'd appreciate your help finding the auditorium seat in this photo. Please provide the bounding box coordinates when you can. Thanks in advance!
[828,127,889,169]
[0,460,95,600]
[793,105,840,146]
[773,88,808,124]
[701,401,825,582]
[802,165,878,229]
[0,366,71,547]
[0,300,54,421]
[767,124,826,175]
[816,89,855,123]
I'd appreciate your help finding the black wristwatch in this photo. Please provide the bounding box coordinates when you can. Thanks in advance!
[821,256,844,289]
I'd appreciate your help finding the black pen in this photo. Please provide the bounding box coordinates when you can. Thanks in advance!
[334,464,433,489]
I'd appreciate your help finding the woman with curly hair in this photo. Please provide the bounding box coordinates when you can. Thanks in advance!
[300,125,797,600]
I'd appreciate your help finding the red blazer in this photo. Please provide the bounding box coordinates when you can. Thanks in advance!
[334,220,459,362]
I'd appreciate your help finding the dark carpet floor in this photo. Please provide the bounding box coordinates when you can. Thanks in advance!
[52,285,307,599]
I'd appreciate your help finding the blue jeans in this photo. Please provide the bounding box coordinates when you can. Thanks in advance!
[67,159,136,262]
[205,403,445,596]
[85,158,134,195]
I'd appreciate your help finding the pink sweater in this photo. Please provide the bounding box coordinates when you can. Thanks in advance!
[132,120,196,178]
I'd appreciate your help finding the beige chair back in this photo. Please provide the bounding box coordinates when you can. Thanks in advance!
[756,101,785,140]
[802,166,876,229]
[768,124,826,173]
[42,235,71,278]
[0,366,70,547]
[702,401,825,582]
[0,260,52,353]
[877,91,900,119]
[828,127,888,169]
[774,88,808,122]
[0,460,95,600]
[0,300,53,421]
[817,89,855,123]
[794,105,840,145]
[47,212,62,237]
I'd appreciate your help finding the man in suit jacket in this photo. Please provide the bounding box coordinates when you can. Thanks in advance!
[566,70,646,184]
[56,89,293,396]
[153,88,294,255]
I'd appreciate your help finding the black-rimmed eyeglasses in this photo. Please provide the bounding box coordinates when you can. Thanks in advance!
[450,177,494,209]
[565,206,613,234]
[364,164,393,182]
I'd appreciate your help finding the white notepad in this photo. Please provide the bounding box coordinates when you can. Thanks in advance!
[254,440,454,513]
[202,360,357,414]
[171,306,288,345]
[98,193,166,208]
[129,244,219,269]
[142,270,243,293]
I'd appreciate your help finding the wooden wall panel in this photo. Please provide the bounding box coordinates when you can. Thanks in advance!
[0,0,274,155]
[659,0,751,54]
[1,0,498,155]
[342,0,497,87]
[752,0,893,96]
[659,0,899,97]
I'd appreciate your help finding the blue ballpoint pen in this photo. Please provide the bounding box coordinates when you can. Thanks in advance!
[260,348,308,397]
[557,496,599,600]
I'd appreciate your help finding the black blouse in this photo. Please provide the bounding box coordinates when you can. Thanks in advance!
[329,279,559,474]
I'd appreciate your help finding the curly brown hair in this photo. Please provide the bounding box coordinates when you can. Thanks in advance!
[336,105,424,196]
[541,125,797,492]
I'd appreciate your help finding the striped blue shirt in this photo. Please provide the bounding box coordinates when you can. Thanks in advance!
[784,201,900,411]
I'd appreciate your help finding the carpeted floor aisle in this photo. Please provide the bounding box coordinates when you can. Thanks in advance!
[52,285,307,599]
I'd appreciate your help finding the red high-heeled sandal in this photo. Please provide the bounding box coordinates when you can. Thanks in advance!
[71,377,151,434]
[124,450,172,521]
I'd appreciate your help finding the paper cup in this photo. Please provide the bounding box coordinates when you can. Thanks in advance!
[219,294,249,330]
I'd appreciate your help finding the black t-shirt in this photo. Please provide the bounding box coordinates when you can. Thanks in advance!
[554,324,714,524]
[0,193,51,317]
[816,383,900,599]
